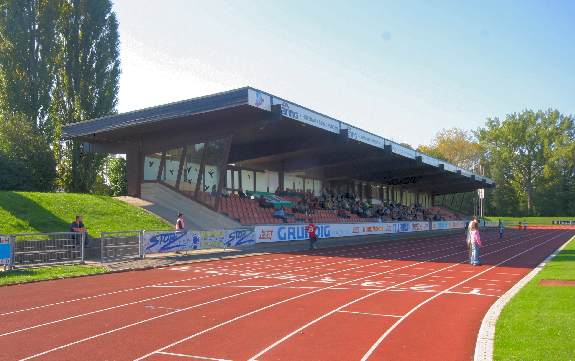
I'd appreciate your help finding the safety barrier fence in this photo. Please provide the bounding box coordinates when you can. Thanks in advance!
[1,220,493,267]
[0,232,84,269]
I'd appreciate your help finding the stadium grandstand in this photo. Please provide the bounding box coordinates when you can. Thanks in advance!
[62,87,494,229]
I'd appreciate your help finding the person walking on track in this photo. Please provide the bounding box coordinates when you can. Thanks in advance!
[498,219,504,239]
[467,217,482,265]
[307,222,318,250]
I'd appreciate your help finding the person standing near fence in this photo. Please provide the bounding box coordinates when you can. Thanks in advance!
[467,217,482,265]
[70,215,88,245]
[175,213,185,231]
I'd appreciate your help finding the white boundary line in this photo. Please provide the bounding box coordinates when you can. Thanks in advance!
[156,351,232,360]
[473,233,575,361]
[245,230,559,361]
[3,235,469,338]
[17,234,482,360]
[0,234,461,318]
[136,231,538,361]
[360,230,568,361]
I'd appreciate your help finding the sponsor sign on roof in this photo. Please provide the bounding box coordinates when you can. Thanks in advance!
[347,126,386,149]
[272,97,340,134]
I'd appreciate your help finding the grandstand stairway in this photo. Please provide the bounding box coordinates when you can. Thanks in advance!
[138,183,241,230]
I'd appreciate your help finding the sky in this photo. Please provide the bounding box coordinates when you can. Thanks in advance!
[112,0,575,147]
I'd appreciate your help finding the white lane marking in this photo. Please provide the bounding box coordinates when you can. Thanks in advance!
[17,231,522,360]
[9,245,425,338]
[337,311,403,318]
[156,351,232,360]
[131,234,515,361]
[360,230,565,361]
[18,237,471,361]
[245,231,552,361]
[144,306,182,311]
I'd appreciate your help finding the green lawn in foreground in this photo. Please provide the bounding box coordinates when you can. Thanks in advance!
[0,191,171,235]
[0,265,107,286]
[485,216,575,225]
[494,235,575,361]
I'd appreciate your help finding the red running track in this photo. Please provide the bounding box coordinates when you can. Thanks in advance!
[1,229,573,361]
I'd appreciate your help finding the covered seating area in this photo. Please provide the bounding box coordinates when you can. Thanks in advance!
[62,87,494,226]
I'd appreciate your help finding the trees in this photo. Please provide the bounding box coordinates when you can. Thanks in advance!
[0,0,60,132]
[417,128,484,171]
[0,0,120,193]
[0,112,56,191]
[51,0,120,192]
[106,156,127,196]
[477,110,575,216]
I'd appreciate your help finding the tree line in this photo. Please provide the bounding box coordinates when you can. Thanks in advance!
[0,0,126,195]
[418,110,575,216]
[1,1,573,216]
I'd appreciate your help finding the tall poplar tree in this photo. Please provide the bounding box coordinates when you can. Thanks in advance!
[0,0,60,131]
[51,0,120,192]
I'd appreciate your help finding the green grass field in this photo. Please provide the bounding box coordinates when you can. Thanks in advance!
[0,264,107,286]
[494,235,575,361]
[0,191,171,235]
[485,216,575,225]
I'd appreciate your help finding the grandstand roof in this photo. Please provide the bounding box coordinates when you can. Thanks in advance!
[62,87,494,195]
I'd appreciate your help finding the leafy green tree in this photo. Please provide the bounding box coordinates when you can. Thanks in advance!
[0,0,61,133]
[106,156,127,196]
[478,110,575,216]
[51,0,120,192]
[417,128,484,171]
[0,112,56,190]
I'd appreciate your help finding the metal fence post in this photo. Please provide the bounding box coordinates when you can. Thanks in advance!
[140,230,145,259]
[9,235,15,270]
[80,233,85,263]
[100,232,104,263]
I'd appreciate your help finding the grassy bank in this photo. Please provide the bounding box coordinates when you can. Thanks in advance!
[494,235,575,360]
[0,191,171,235]
[0,265,108,286]
[485,216,575,225]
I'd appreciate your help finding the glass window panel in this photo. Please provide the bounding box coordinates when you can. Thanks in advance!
[255,171,267,192]
[241,170,254,192]
[304,179,313,193]
[268,171,279,193]
[180,143,204,197]
[233,170,240,191]
[199,139,228,207]
[313,180,322,196]
[144,152,162,180]
[161,147,183,188]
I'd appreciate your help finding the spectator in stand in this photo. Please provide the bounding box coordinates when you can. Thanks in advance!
[273,207,288,223]
[238,188,248,198]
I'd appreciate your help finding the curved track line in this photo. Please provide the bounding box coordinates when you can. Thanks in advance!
[133,231,540,361]
[245,230,558,360]
[360,230,568,361]
[19,234,495,360]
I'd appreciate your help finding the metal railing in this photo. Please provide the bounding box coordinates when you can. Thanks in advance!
[100,230,144,262]
[9,232,84,267]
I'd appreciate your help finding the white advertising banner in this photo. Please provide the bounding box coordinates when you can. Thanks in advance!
[144,228,256,254]
[254,221,431,243]
[247,88,271,111]
[347,126,386,149]
[431,221,466,230]
[144,231,202,254]
[272,97,340,134]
